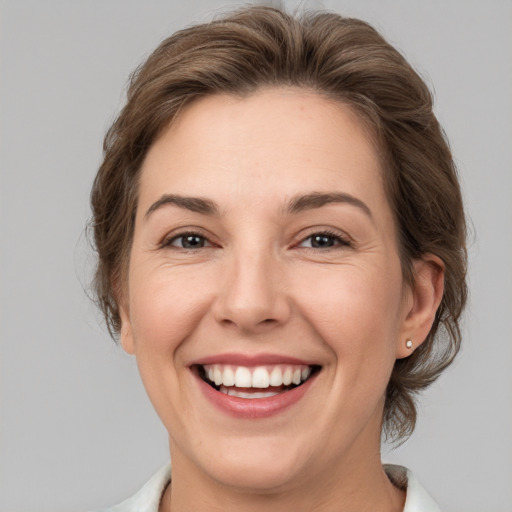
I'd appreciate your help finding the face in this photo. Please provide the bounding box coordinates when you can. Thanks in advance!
[120,89,417,492]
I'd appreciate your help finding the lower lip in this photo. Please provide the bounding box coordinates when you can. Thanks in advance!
[195,371,318,419]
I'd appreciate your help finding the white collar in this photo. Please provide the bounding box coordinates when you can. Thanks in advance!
[384,464,441,512]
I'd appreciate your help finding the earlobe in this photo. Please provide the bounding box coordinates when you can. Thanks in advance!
[119,303,135,355]
[396,255,445,359]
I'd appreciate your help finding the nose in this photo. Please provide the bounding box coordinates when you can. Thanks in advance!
[213,249,291,333]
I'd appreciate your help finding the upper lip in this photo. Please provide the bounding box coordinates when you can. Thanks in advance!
[189,352,320,367]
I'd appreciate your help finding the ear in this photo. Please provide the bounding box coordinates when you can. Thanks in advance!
[118,300,135,355]
[396,254,445,359]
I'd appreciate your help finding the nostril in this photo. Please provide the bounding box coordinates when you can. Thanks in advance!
[219,317,277,328]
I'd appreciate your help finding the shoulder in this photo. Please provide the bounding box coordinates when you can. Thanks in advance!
[384,464,442,512]
[92,464,171,512]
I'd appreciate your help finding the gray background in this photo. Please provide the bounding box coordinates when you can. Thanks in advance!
[1,0,511,511]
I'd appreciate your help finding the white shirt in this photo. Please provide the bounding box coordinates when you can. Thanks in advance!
[96,463,441,512]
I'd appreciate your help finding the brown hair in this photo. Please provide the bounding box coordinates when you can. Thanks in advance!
[91,5,467,442]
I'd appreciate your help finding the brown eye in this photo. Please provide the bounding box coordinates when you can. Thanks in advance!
[298,232,351,249]
[310,234,336,248]
[167,233,210,249]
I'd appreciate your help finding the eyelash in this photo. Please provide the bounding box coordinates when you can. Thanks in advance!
[297,230,352,250]
[161,229,352,251]
[161,231,213,250]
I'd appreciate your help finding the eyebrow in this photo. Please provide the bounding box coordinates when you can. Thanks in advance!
[144,191,372,219]
[145,194,219,218]
[285,192,372,218]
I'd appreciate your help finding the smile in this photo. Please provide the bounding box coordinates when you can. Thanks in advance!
[195,363,321,419]
[199,364,318,398]
[190,354,322,418]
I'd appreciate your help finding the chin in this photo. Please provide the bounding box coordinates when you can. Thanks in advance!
[180,432,313,492]
[206,452,306,492]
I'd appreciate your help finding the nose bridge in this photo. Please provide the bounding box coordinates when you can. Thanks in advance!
[214,241,289,331]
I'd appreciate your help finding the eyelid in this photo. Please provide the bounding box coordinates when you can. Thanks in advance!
[295,228,353,249]
[157,226,353,250]
[160,227,218,249]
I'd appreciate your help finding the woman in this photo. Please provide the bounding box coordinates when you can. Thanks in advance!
[91,6,466,511]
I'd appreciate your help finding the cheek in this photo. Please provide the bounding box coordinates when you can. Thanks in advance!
[293,260,404,363]
[126,266,217,427]
[128,265,214,354]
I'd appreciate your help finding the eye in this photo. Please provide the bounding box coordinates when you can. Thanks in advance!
[298,231,351,249]
[164,232,211,249]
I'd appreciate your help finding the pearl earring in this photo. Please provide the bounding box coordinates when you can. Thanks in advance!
[406,340,413,349]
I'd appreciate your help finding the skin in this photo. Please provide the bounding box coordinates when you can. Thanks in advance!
[119,88,444,512]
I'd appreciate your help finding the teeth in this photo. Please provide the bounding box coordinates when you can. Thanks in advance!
[269,366,282,386]
[223,366,235,387]
[220,386,281,399]
[203,363,314,389]
[252,367,270,388]
[234,367,252,388]
[213,366,223,386]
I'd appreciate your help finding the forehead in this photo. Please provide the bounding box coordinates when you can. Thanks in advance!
[138,88,387,214]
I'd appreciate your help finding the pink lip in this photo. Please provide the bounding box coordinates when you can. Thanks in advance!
[190,352,316,367]
[193,367,319,419]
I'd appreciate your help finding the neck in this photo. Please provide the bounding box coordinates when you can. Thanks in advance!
[165,466,404,512]
[162,428,405,512]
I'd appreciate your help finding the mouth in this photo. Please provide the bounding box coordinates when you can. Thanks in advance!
[195,363,321,399]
